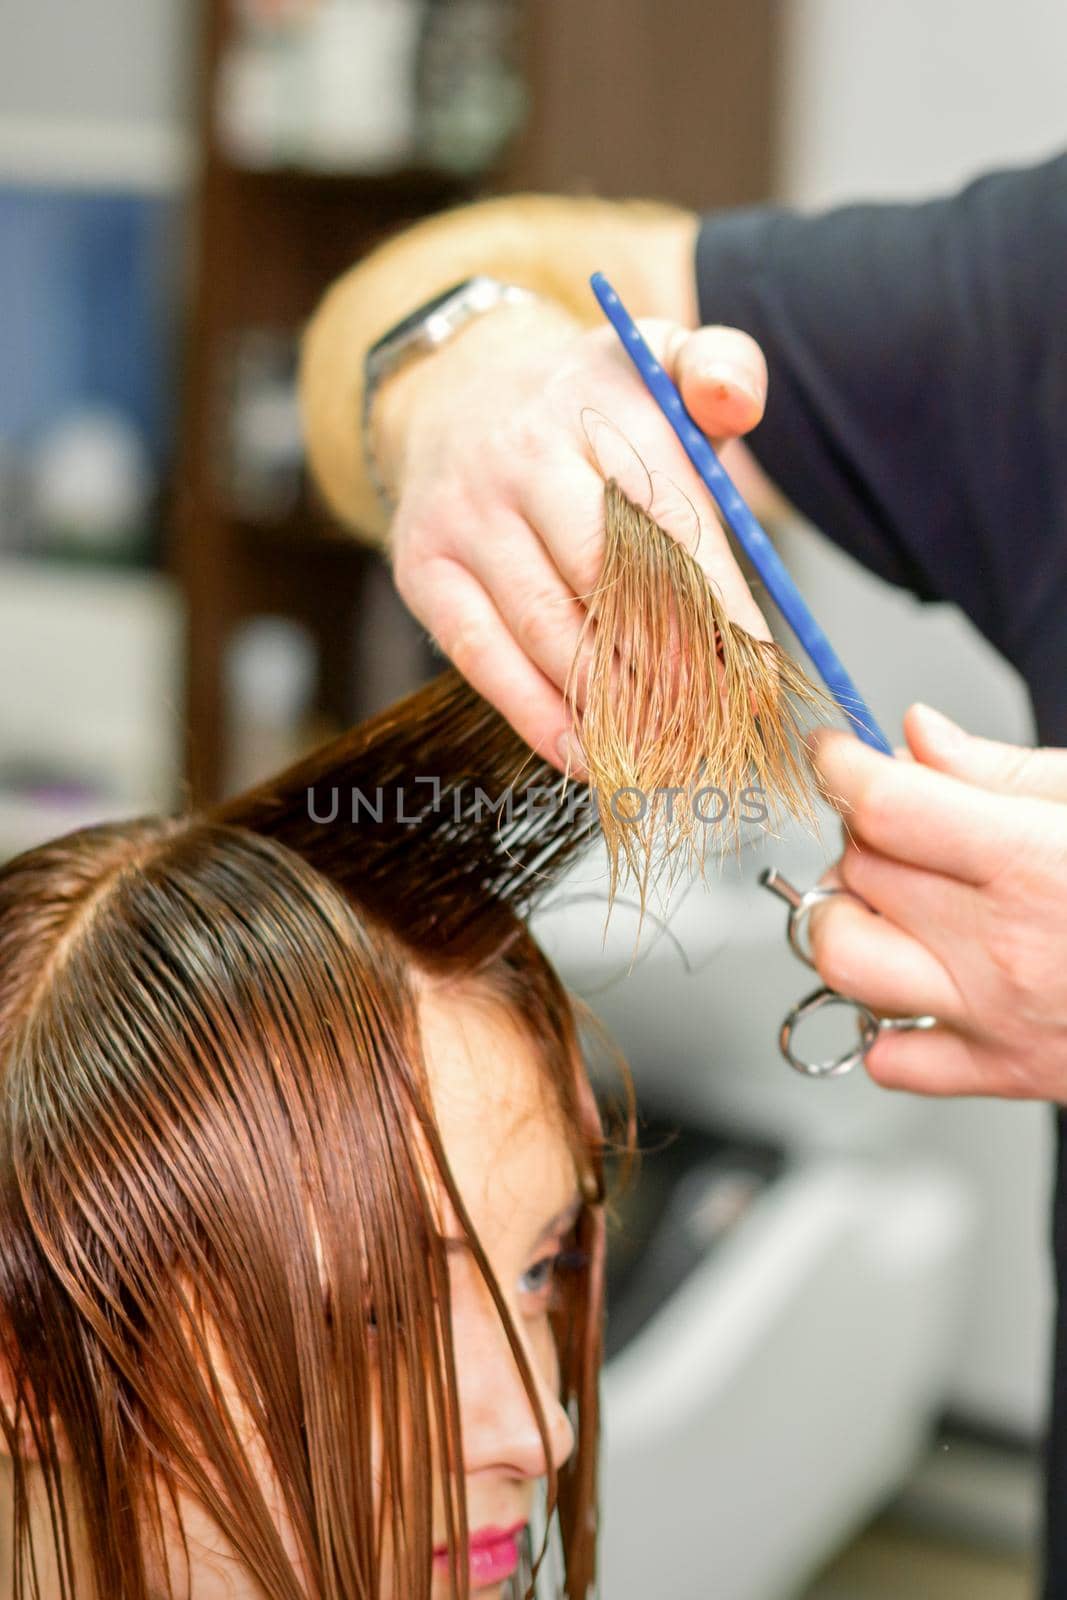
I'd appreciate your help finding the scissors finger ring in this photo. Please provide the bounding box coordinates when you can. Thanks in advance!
[760,868,938,1079]
[760,866,854,968]
[777,985,936,1079]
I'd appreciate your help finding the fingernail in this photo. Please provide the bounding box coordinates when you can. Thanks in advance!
[914,703,965,747]
[557,730,584,770]
[699,362,765,408]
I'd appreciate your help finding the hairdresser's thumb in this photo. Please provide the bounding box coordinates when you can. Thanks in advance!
[667,324,768,441]
[905,702,1067,803]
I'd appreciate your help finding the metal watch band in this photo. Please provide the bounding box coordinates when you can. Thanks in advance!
[361,276,536,521]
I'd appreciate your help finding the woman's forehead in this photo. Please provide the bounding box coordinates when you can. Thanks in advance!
[416,984,578,1243]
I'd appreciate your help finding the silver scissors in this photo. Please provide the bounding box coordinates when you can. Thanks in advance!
[759,867,938,1079]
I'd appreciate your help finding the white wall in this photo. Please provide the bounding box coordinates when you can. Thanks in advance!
[769,0,1067,1434]
[779,0,1067,206]
[0,0,193,188]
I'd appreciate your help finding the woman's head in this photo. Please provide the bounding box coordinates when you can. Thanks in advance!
[0,484,824,1599]
[0,672,608,1600]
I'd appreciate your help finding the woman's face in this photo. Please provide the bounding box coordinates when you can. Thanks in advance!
[418,983,581,1598]
[139,984,581,1599]
[3,984,581,1599]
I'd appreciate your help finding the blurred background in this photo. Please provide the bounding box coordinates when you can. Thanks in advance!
[1,1,1065,1595]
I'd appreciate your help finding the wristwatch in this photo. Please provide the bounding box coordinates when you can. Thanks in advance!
[362,275,535,519]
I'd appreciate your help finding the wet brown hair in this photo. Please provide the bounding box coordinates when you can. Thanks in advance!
[0,671,607,1600]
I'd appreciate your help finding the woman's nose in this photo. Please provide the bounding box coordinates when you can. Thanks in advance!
[457,1314,575,1480]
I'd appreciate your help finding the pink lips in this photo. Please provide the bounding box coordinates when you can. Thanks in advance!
[432,1521,526,1589]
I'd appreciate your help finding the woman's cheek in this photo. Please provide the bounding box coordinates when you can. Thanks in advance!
[528,1309,563,1393]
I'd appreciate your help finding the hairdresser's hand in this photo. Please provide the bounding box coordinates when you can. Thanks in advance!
[376,297,774,773]
[806,703,1067,1099]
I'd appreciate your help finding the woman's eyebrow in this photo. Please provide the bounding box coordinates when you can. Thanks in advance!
[438,1194,583,1256]
[532,1194,583,1246]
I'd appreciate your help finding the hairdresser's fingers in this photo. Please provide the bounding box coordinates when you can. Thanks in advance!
[836,844,979,959]
[514,440,771,657]
[512,424,726,605]
[904,702,1067,802]
[456,506,603,708]
[612,319,772,639]
[505,455,612,606]
[401,557,582,773]
[667,324,769,440]
[515,325,773,644]
[862,1027,992,1098]
[805,891,964,1023]
[860,1024,1057,1100]
[809,726,1020,885]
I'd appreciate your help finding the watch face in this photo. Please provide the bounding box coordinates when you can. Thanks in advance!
[368,279,476,361]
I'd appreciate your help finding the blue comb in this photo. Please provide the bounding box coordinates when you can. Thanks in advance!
[590,271,892,755]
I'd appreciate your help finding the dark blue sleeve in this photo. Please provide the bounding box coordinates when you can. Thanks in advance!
[695,153,1067,729]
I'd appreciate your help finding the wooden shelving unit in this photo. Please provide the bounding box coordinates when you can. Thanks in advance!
[171,2,476,801]
[173,0,780,804]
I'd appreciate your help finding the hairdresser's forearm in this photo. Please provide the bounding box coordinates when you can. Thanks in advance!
[299,194,699,543]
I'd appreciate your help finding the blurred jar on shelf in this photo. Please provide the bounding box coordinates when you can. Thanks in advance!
[215,329,304,524]
[416,0,526,177]
[27,407,156,566]
[216,0,526,177]
[223,614,331,795]
[218,0,422,173]
[0,439,30,559]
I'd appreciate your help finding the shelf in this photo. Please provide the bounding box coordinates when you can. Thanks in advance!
[0,549,178,600]
[0,549,169,583]
[216,157,485,203]
[227,502,362,554]
[177,0,782,804]
[0,116,192,193]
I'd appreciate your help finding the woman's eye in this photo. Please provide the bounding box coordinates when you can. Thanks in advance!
[520,1256,557,1295]
[519,1247,590,1303]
